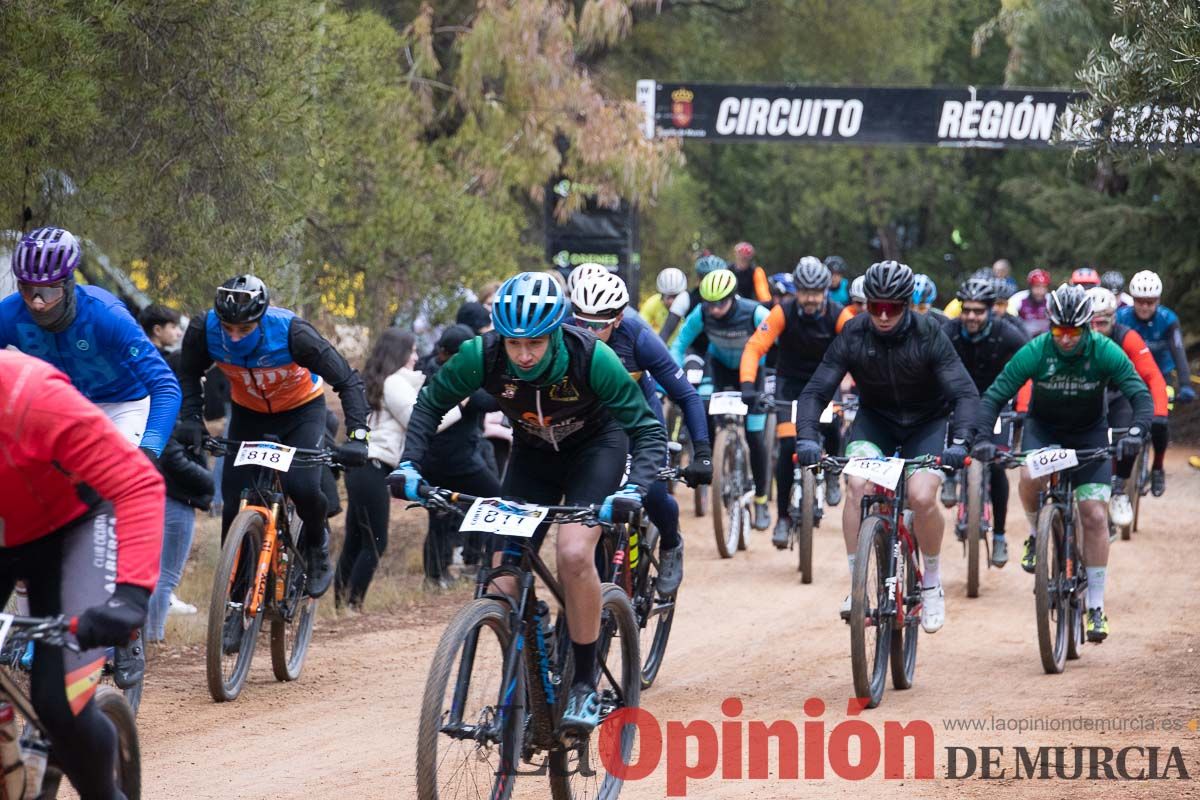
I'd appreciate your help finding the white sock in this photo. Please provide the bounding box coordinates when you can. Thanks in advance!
[1025,511,1038,537]
[922,553,941,589]
[1086,567,1107,610]
[847,553,856,578]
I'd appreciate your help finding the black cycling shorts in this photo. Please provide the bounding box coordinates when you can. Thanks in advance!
[845,407,947,463]
[1021,418,1111,498]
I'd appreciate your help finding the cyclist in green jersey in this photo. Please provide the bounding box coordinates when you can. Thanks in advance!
[974,285,1152,643]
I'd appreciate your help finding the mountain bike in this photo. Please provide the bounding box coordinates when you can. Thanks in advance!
[415,488,640,800]
[709,391,761,558]
[1005,446,1113,674]
[0,614,140,798]
[202,437,339,702]
[819,453,953,709]
[778,397,854,584]
[955,409,1019,598]
[670,353,709,518]
[599,466,683,690]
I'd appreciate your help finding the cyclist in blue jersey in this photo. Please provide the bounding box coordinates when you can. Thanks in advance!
[1116,270,1195,495]
[571,270,713,595]
[670,268,773,530]
[0,227,181,457]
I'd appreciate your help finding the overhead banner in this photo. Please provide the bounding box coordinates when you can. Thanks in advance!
[637,81,1101,148]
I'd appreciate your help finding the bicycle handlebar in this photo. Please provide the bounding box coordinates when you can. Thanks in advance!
[813,454,957,474]
[203,436,340,467]
[416,485,608,527]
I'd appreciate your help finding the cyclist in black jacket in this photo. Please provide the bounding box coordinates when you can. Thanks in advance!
[796,261,979,633]
[940,277,1029,567]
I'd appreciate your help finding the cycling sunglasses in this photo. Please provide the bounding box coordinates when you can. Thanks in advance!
[1051,324,1083,337]
[215,286,262,311]
[17,281,66,304]
[575,316,616,332]
[866,299,906,317]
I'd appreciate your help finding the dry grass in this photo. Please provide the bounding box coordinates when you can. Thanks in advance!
[164,490,448,646]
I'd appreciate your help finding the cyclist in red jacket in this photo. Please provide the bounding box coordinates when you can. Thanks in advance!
[0,349,163,799]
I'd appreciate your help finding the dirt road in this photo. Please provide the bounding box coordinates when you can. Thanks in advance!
[136,453,1200,799]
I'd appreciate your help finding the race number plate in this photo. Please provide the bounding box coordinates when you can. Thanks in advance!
[0,613,14,652]
[1024,448,1078,478]
[819,402,836,424]
[686,368,705,385]
[234,441,297,473]
[459,498,549,538]
[708,391,748,416]
[993,416,1003,435]
[842,457,906,491]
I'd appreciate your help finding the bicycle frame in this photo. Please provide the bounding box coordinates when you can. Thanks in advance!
[859,478,923,631]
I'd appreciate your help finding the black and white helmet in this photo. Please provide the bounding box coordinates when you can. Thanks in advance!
[863,260,914,301]
[956,276,996,304]
[792,256,830,290]
[571,270,629,319]
[1046,283,1094,327]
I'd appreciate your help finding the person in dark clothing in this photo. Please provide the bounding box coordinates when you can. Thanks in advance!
[421,324,503,587]
[138,303,214,639]
[456,302,493,335]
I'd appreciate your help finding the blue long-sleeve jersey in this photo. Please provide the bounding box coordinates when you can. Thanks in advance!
[670,297,769,371]
[0,285,181,454]
[581,314,709,447]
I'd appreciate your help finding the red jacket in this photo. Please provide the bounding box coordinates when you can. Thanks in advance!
[0,351,163,591]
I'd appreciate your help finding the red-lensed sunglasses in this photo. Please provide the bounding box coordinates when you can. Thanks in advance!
[1051,325,1083,337]
[867,299,906,317]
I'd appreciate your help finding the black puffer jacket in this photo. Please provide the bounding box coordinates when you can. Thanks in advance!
[941,314,1029,394]
[796,311,979,442]
[160,349,215,509]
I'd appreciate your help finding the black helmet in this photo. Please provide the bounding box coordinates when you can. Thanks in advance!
[792,256,831,290]
[1100,270,1125,293]
[863,260,914,301]
[215,274,270,324]
[824,255,847,274]
[956,277,996,303]
[1046,283,1093,327]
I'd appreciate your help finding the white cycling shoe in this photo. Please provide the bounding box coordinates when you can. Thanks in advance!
[1109,492,1133,529]
[839,594,852,622]
[920,585,945,634]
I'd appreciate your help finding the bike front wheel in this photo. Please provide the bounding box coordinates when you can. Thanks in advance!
[796,468,815,583]
[965,460,985,598]
[96,685,142,799]
[416,597,517,800]
[550,583,640,800]
[206,510,267,702]
[890,533,919,691]
[850,515,892,709]
[1034,505,1069,674]
[637,523,675,689]
[711,424,741,558]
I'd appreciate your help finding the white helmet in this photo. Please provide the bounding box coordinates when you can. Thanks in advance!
[567,262,610,295]
[571,270,629,318]
[1128,270,1162,299]
[1087,286,1118,315]
[850,275,866,303]
[656,267,687,296]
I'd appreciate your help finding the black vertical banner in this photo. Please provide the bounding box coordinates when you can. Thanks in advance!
[544,177,640,305]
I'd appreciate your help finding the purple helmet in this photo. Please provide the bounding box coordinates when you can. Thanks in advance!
[11,227,81,284]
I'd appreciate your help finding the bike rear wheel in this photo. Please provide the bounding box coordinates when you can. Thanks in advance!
[637,523,675,689]
[1034,505,1069,674]
[550,584,640,800]
[270,545,317,682]
[965,461,985,598]
[711,424,741,558]
[850,515,891,708]
[416,597,516,800]
[95,685,141,799]
[797,469,815,583]
[206,511,267,702]
[1126,446,1145,538]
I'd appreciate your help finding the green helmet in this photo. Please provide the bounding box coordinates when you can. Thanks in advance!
[700,269,738,303]
[695,254,728,277]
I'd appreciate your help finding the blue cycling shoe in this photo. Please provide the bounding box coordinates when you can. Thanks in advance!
[557,683,602,742]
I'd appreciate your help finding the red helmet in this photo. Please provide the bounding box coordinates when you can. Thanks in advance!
[734,241,755,258]
[1027,268,1051,287]
[1070,267,1100,287]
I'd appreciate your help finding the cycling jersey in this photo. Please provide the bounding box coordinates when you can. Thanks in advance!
[178,307,369,431]
[403,327,667,492]
[0,350,163,592]
[1014,292,1050,337]
[639,292,690,342]
[598,314,709,446]
[942,314,1029,394]
[670,296,769,371]
[0,285,181,455]
[979,329,1152,435]
[735,266,771,304]
[828,277,850,307]
[835,303,861,333]
[740,297,843,385]
[1116,304,1191,385]
[796,311,979,443]
[1110,323,1169,417]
